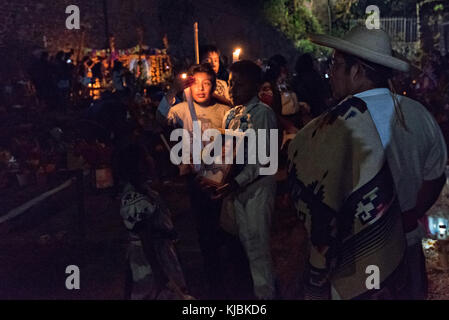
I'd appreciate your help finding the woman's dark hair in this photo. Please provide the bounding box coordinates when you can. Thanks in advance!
[230,60,262,87]
[188,63,217,90]
[341,52,393,88]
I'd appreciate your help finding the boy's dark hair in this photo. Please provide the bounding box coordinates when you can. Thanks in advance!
[199,45,220,62]
[230,60,262,87]
[188,63,217,90]
[341,52,393,88]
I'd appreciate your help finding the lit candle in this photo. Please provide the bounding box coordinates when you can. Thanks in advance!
[233,48,242,63]
[181,73,187,79]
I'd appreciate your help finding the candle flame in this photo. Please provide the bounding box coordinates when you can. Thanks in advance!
[234,48,241,56]
[181,73,187,79]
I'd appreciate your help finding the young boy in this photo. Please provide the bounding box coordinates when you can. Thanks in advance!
[200,45,232,106]
[157,63,231,298]
[157,63,229,131]
[214,60,278,300]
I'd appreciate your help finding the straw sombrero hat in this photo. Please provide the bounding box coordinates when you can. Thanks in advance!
[309,26,410,72]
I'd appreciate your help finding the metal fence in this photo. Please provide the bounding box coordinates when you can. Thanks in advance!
[350,18,418,43]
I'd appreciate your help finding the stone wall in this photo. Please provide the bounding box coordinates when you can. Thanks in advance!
[0,0,107,80]
[1,1,108,51]
[0,0,300,80]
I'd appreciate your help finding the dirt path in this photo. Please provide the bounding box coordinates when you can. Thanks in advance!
[2,176,446,300]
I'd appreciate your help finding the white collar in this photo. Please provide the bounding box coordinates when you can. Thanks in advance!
[354,88,391,98]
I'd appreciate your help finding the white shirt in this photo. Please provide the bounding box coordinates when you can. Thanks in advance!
[354,88,447,214]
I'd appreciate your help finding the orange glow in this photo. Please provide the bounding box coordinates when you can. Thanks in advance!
[233,48,242,63]
[181,73,187,79]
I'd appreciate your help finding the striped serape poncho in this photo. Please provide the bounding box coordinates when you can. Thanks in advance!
[288,96,408,300]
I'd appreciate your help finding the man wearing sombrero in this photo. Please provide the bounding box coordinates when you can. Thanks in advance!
[288,26,446,299]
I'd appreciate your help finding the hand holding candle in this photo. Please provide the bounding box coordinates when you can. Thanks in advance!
[167,73,194,105]
[172,73,193,93]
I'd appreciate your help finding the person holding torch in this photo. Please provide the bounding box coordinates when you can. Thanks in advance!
[156,63,232,298]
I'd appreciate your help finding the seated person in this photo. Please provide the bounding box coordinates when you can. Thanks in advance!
[118,143,193,300]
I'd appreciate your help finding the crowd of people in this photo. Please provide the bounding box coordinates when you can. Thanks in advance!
[11,26,449,300]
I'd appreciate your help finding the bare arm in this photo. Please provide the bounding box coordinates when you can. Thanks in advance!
[156,76,194,127]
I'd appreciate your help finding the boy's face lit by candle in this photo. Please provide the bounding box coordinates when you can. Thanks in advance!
[202,52,220,75]
[190,72,214,106]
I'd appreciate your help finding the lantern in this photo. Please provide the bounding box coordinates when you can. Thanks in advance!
[428,215,449,240]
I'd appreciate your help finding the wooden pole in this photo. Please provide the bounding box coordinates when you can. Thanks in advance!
[75,29,86,66]
[194,22,200,64]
